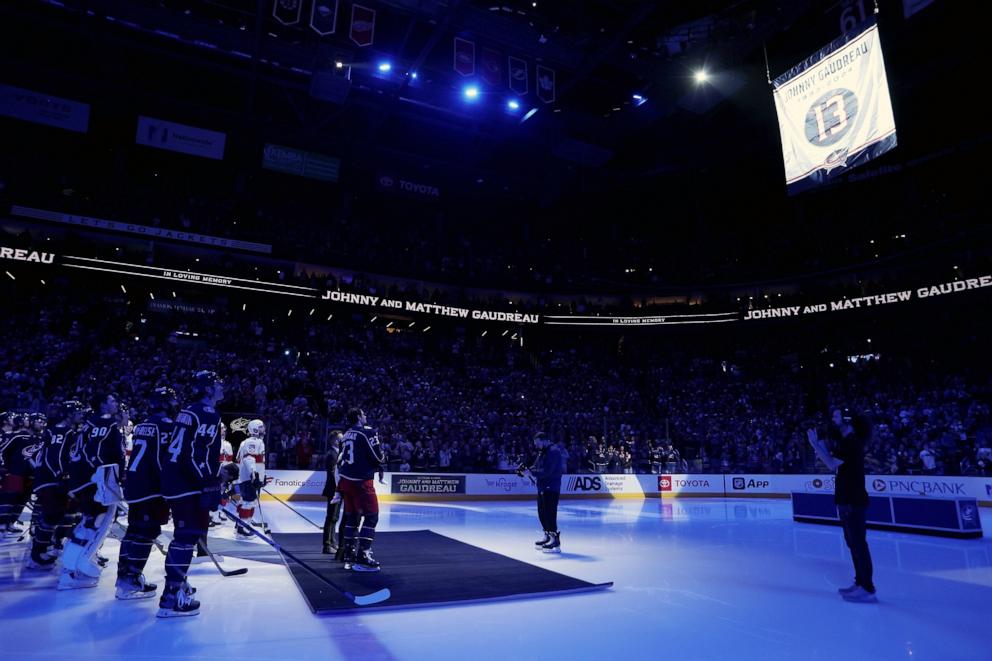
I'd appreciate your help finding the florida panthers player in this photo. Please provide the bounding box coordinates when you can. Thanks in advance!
[210,422,234,527]
[115,386,178,600]
[338,408,386,572]
[60,395,128,590]
[159,371,225,617]
[234,419,269,537]
[28,401,88,570]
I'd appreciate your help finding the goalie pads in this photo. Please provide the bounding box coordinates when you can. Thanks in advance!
[92,464,124,506]
[62,504,118,578]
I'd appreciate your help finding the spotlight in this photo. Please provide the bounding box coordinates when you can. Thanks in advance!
[694,69,709,84]
[410,71,418,79]
[378,61,392,73]
[463,85,480,100]
[507,99,520,111]
[335,61,344,69]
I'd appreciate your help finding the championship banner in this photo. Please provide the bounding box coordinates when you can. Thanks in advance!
[272,0,302,26]
[454,37,475,77]
[0,83,90,133]
[772,20,897,193]
[135,116,226,161]
[536,65,555,103]
[309,0,339,35]
[481,48,502,86]
[349,4,375,47]
[508,56,528,95]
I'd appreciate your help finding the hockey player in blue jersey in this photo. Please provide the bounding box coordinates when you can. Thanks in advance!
[59,394,128,590]
[115,386,180,601]
[0,413,43,536]
[337,408,386,572]
[159,371,225,618]
[28,401,88,570]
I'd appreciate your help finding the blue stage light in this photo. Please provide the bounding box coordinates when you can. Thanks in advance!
[507,99,520,111]
[463,85,480,100]
[378,61,392,73]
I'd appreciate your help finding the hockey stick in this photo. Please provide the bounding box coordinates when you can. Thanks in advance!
[261,488,323,530]
[219,506,390,607]
[198,536,247,577]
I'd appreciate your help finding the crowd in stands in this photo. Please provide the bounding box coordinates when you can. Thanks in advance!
[3,282,990,478]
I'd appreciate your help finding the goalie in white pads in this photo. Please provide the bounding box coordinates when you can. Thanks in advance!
[59,394,128,590]
[235,419,269,536]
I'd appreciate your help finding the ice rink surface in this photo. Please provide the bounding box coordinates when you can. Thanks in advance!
[1,497,990,661]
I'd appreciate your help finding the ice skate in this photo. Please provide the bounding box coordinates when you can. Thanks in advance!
[115,573,158,600]
[156,584,200,618]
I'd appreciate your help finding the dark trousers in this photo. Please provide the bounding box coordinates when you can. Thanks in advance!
[164,494,209,588]
[838,504,874,592]
[537,490,560,532]
[323,498,341,549]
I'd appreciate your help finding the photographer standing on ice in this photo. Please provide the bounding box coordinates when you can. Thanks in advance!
[807,409,877,603]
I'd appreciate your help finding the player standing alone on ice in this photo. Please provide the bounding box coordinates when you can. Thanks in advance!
[524,432,565,553]
[234,419,269,536]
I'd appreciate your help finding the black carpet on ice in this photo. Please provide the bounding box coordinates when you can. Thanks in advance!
[265,530,612,614]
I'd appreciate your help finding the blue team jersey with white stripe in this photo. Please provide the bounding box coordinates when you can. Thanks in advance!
[161,402,221,500]
[123,413,174,503]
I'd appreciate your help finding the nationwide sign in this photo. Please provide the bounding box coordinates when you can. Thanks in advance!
[135,115,227,160]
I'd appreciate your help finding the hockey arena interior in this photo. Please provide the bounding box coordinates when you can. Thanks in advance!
[1,1,990,659]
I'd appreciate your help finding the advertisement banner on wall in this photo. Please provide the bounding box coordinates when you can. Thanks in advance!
[0,83,90,133]
[649,474,724,495]
[135,115,227,160]
[467,474,537,496]
[562,474,642,495]
[391,474,466,495]
[729,474,821,495]
[866,474,975,498]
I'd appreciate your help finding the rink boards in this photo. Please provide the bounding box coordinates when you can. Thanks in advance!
[264,471,992,506]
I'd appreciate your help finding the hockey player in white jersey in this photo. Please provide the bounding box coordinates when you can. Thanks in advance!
[235,419,269,536]
[210,422,234,527]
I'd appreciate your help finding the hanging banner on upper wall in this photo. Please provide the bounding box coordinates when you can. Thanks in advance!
[772,19,897,194]
[0,83,90,133]
[481,48,502,86]
[454,37,475,76]
[135,116,226,161]
[272,0,302,26]
[309,0,339,35]
[508,56,528,95]
[536,65,555,103]
[350,4,376,47]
